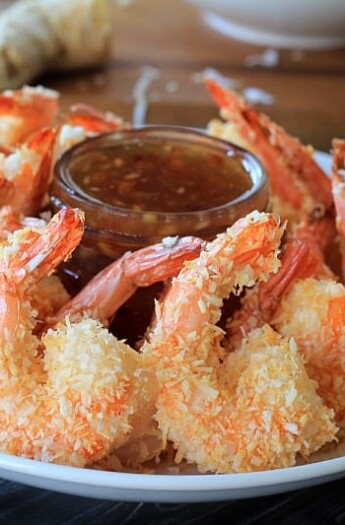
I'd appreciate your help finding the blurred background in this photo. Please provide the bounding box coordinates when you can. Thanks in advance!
[0,0,344,150]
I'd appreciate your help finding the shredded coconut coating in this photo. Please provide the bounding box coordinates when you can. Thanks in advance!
[139,211,331,473]
[274,278,345,427]
[155,326,336,473]
[0,209,145,466]
[0,317,140,466]
[30,274,70,322]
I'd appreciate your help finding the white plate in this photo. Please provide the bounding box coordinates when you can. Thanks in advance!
[0,151,337,503]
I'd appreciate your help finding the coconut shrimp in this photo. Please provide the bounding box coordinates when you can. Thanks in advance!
[63,103,125,134]
[258,141,345,426]
[47,235,205,468]
[0,85,59,149]
[269,277,345,427]
[205,79,332,222]
[54,105,127,164]
[0,205,70,322]
[225,212,345,426]
[0,210,205,466]
[140,211,336,473]
[0,208,139,466]
[226,212,335,349]
[0,127,56,215]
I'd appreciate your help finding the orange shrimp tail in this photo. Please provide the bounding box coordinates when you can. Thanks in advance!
[292,210,336,252]
[64,104,125,133]
[258,212,333,319]
[258,240,327,319]
[125,236,206,286]
[3,208,84,287]
[52,235,206,326]
[205,79,332,213]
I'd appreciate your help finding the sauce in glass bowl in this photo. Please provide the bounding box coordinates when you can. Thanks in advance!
[51,126,269,344]
[71,137,253,213]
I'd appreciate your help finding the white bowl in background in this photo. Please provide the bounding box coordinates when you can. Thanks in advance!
[188,0,345,49]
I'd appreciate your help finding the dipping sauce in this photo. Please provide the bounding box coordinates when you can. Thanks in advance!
[69,138,253,213]
[52,127,269,346]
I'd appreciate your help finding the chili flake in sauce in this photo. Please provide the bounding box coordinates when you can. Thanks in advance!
[71,138,253,213]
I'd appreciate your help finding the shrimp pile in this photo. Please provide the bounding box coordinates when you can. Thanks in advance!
[140,212,336,473]
[0,82,344,475]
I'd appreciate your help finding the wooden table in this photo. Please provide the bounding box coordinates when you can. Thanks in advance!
[1,1,345,523]
[44,0,345,151]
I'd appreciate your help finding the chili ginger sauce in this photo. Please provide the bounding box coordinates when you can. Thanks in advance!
[55,130,266,347]
[70,138,253,213]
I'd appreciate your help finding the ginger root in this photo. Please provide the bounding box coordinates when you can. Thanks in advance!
[0,0,111,89]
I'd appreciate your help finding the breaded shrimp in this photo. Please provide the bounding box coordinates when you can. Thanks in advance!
[0,206,70,323]
[0,208,139,465]
[225,209,345,427]
[140,211,336,473]
[54,105,127,170]
[63,103,125,134]
[226,213,335,350]
[272,278,345,427]
[0,204,46,240]
[48,235,205,468]
[0,210,205,466]
[205,79,332,222]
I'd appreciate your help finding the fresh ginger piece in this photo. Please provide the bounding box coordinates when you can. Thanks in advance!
[0,0,111,89]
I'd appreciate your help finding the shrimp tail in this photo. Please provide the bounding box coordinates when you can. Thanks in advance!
[2,208,84,287]
[52,235,206,325]
[63,103,126,133]
[205,78,333,217]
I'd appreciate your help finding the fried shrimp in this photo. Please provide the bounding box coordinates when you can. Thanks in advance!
[225,210,345,427]
[0,204,46,240]
[0,208,139,466]
[205,79,332,222]
[0,210,206,466]
[272,278,345,427]
[226,213,335,350]
[63,103,125,134]
[48,235,205,468]
[0,205,70,323]
[139,211,335,473]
